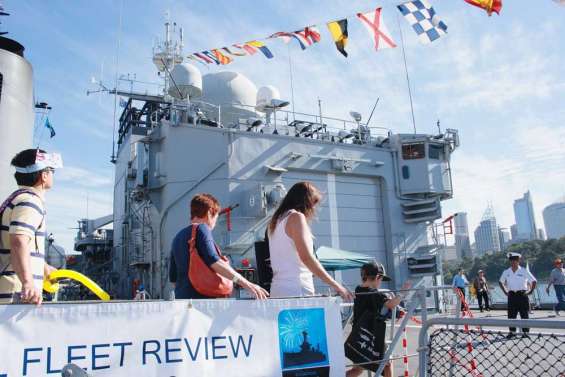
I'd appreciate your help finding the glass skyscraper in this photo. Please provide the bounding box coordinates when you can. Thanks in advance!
[474,206,501,256]
[513,191,537,241]
[543,202,565,239]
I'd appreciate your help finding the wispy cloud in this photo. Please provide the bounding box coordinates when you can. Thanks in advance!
[56,166,113,188]
[445,119,565,241]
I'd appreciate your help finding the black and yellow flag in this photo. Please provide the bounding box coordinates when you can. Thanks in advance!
[326,19,348,57]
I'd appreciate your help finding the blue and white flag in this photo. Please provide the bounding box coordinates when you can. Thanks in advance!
[44,117,56,138]
[397,0,448,44]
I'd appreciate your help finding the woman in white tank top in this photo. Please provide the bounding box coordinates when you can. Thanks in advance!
[268,182,353,300]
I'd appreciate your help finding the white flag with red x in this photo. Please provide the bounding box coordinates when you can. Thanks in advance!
[357,7,397,51]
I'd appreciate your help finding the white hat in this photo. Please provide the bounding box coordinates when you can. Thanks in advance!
[507,252,521,259]
[14,151,63,173]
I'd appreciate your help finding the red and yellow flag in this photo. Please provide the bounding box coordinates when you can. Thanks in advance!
[211,49,233,65]
[464,0,502,16]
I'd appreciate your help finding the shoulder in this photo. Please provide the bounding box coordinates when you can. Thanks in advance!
[173,226,190,242]
[355,286,368,294]
[12,191,45,212]
[286,211,308,229]
[285,211,308,234]
[196,223,213,238]
[287,211,306,223]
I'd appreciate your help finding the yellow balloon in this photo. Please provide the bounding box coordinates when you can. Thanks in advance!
[43,269,110,301]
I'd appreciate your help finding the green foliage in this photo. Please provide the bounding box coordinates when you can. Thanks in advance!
[443,237,565,284]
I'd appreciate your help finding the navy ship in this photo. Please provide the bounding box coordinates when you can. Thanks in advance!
[70,20,460,308]
[283,331,326,368]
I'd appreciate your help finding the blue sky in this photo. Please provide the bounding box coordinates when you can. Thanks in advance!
[3,0,565,252]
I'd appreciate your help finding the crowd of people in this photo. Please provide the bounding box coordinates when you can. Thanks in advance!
[1,148,564,375]
[453,253,565,337]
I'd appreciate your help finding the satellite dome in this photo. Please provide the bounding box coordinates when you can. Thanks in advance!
[201,71,258,126]
[256,85,281,112]
[202,71,257,107]
[168,63,202,99]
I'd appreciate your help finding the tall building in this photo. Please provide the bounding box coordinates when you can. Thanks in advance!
[474,206,501,256]
[510,224,518,241]
[537,228,546,241]
[454,212,472,259]
[543,202,565,239]
[498,227,510,250]
[513,191,538,241]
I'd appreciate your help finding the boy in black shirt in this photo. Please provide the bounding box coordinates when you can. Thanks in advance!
[346,262,410,377]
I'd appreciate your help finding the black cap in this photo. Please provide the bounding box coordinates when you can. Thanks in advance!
[361,261,392,281]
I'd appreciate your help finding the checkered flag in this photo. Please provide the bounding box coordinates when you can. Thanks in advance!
[397,0,448,44]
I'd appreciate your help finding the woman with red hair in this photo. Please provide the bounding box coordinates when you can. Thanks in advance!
[169,193,268,300]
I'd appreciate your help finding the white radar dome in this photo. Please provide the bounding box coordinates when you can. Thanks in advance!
[168,63,202,99]
[201,71,258,127]
[256,85,281,112]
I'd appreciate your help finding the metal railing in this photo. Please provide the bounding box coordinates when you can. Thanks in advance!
[419,317,565,376]
[342,285,565,377]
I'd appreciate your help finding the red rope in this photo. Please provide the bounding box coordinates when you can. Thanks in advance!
[402,327,409,377]
[454,288,482,373]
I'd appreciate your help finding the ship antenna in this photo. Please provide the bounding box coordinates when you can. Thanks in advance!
[110,0,125,164]
[287,44,296,121]
[396,13,417,134]
[366,98,380,127]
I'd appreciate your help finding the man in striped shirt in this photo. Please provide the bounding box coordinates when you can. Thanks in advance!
[0,149,62,305]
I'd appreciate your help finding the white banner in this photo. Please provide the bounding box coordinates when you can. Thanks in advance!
[0,297,345,377]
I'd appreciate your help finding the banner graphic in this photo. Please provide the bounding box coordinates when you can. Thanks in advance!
[0,298,345,377]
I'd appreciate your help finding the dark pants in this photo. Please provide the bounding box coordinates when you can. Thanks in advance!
[554,285,565,311]
[508,291,529,333]
[477,290,490,311]
[456,287,466,311]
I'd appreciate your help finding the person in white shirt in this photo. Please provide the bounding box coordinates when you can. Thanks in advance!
[546,258,565,316]
[267,181,352,300]
[498,252,537,337]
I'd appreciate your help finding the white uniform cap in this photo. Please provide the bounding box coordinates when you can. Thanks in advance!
[507,252,521,259]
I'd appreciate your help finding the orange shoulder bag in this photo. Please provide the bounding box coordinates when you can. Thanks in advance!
[188,224,233,298]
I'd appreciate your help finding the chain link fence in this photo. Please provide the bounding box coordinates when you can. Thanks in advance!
[427,327,565,376]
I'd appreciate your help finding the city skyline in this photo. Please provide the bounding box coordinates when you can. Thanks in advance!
[462,190,564,250]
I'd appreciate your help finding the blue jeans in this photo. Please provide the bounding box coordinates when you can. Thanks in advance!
[555,285,565,311]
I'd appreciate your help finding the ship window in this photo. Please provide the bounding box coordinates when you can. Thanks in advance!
[402,166,410,179]
[402,143,425,160]
[429,144,444,160]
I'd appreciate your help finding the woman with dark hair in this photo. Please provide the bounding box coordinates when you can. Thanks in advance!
[268,182,352,300]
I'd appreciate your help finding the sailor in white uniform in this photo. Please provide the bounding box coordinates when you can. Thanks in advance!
[499,252,537,337]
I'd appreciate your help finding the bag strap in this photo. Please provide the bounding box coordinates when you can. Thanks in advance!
[0,189,34,215]
[189,224,199,253]
[0,189,43,274]
[189,223,225,259]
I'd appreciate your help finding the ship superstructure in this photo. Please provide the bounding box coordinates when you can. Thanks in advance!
[74,21,459,303]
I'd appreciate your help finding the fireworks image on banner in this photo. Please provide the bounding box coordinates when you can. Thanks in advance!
[279,310,309,351]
